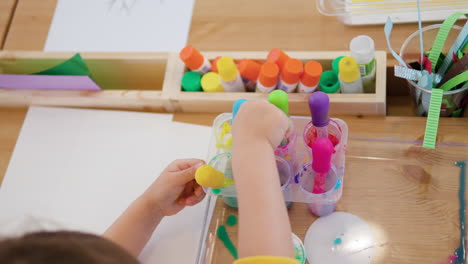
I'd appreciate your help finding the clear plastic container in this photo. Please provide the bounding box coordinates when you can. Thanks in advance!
[399,24,468,117]
[208,114,348,206]
[303,119,347,169]
[316,0,468,25]
[208,152,293,209]
[299,163,340,216]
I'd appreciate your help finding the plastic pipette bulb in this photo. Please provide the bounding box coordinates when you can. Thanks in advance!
[195,165,235,189]
[232,99,247,123]
[311,137,334,194]
[308,92,330,138]
[268,90,289,116]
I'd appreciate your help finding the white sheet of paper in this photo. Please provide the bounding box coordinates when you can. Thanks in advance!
[45,0,195,52]
[0,106,211,264]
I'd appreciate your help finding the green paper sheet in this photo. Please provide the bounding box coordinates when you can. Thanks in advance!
[35,54,91,76]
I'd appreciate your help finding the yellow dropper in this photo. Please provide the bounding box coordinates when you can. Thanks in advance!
[195,165,235,189]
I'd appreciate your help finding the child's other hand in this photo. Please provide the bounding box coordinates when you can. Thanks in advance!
[232,100,290,149]
[143,159,206,216]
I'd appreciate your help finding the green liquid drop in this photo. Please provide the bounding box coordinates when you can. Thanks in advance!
[226,215,238,226]
[216,225,238,259]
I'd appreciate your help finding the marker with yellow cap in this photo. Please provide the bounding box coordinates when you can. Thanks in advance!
[278,58,304,93]
[195,164,235,189]
[201,72,224,92]
[217,56,245,92]
[257,62,279,93]
[338,56,363,93]
[179,46,211,74]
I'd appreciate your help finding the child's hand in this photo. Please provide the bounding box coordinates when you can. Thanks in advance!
[142,159,206,216]
[232,100,290,149]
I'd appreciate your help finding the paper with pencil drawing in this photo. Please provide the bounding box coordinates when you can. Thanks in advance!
[0,107,211,263]
[45,0,195,52]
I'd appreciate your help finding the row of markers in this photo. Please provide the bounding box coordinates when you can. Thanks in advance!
[179,36,376,94]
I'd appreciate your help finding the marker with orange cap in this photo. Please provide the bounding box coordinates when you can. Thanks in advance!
[238,59,261,92]
[338,56,363,93]
[217,56,245,92]
[278,58,303,93]
[299,61,323,93]
[211,56,222,73]
[179,46,211,74]
[256,62,279,93]
[267,48,290,72]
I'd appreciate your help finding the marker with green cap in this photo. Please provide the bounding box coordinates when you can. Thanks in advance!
[319,71,340,94]
[332,56,344,75]
[181,71,202,92]
[268,90,289,116]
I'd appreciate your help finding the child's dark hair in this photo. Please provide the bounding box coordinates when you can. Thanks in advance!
[0,231,139,264]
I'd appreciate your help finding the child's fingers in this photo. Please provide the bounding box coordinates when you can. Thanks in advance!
[166,159,205,173]
[171,163,205,185]
[184,192,206,206]
[194,185,205,197]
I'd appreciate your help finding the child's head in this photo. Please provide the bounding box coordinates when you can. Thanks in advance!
[0,231,139,264]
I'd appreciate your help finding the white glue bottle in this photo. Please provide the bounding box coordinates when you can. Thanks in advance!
[350,35,376,93]
[338,56,363,93]
[217,56,245,92]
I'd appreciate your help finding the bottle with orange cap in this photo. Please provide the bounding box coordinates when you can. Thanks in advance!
[217,56,245,92]
[267,48,290,72]
[179,46,211,74]
[338,56,363,93]
[238,59,261,92]
[210,56,222,73]
[278,58,303,93]
[298,61,323,93]
[256,62,279,93]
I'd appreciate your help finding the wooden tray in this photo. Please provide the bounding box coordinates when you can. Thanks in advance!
[162,51,387,115]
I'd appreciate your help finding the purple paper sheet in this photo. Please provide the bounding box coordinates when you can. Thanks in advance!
[0,74,101,91]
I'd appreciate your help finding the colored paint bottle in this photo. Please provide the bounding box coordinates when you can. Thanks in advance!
[179,46,211,74]
[278,58,303,93]
[238,59,261,92]
[267,48,290,72]
[299,61,323,93]
[181,71,202,92]
[319,71,340,94]
[256,62,279,93]
[201,72,224,92]
[332,56,344,75]
[210,56,222,73]
[350,35,376,93]
[339,56,363,93]
[217,56,245,92]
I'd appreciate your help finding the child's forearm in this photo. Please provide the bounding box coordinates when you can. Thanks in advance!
[233,138,294,258]
[103,195,164,257]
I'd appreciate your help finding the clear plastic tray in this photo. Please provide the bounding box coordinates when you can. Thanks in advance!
[196,126,468,264]
[209,114,348,207]
[316,0,468,25]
